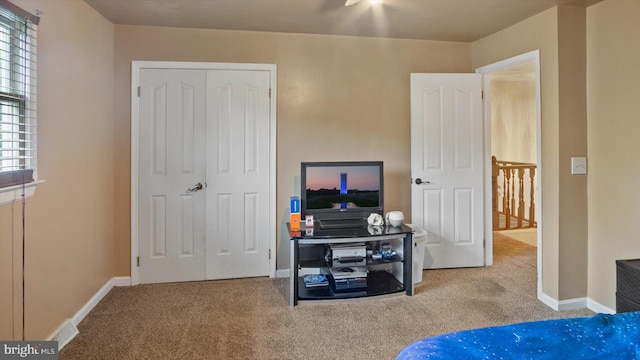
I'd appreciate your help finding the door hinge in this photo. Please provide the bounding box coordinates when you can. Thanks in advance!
[269,249,271,259]
[269,88,271,98]
[481,90,484,99]
[137,86,141,97]
[137,256,140,267]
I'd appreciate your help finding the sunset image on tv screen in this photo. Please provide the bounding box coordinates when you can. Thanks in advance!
[305,166,380,209]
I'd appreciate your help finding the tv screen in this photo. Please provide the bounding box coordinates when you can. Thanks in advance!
[300,161,384,223]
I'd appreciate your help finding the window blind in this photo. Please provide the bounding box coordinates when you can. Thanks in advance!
[0,0,38,188]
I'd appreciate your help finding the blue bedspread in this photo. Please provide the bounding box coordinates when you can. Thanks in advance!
[396,312,640,360]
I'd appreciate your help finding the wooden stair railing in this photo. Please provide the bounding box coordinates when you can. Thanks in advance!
[492,156,537,230]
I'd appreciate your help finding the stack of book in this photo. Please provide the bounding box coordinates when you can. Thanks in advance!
[303,274,329,288]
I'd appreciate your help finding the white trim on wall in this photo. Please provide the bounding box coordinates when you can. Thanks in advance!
[539,293,615,314]
[0,180,44,206]
[275,269,289,278]
[130,61,278,285]
[587,298,615,315]
[47,276,131,350]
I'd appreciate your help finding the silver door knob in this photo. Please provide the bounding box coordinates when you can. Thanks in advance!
[187,182,203,192]
[415,178,431,185]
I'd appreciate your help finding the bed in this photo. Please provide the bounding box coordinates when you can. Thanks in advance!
[396,312,640,360]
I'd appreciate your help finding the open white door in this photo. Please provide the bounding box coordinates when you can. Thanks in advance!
[410,73,484,269]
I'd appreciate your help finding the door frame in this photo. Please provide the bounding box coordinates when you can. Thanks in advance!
[475,50,542,297]
[130,61,277,285]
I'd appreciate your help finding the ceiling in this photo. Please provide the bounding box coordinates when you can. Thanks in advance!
[83,0,601,42]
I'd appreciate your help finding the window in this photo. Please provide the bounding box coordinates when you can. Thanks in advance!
[0,0,38,189]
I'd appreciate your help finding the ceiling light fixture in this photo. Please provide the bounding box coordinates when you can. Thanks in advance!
[345,0,382,6]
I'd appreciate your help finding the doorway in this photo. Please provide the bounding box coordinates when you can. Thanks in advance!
[477,50,542,297]
[130,61,277,285]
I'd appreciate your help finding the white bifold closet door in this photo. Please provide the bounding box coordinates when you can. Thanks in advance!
[138,68,271,284]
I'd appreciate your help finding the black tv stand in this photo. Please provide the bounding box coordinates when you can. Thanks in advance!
[288,223,414,306]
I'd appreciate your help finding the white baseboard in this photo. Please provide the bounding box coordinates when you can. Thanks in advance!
[539,291,616,314]
[275,269,289,278]
[47,276,132,350]
[539,292,587,310]
[587,298,615,314]
[539,292,561,310]
[557,297,588,311]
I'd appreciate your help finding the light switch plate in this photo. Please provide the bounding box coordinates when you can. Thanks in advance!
[571,157,587,175]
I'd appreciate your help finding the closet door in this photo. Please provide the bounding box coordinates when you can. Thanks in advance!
[136,65,273,284]
[138,69,207,284]
[205,70,271,280]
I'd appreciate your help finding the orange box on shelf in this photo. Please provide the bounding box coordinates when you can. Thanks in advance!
[290,213,301,230]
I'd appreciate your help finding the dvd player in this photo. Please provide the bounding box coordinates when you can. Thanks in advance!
[319,218,366,229]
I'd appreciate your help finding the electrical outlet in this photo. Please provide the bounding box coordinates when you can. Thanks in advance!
[571,157,587,175]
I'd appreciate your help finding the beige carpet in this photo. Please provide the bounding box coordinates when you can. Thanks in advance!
[60,235,592,360]
[498,228,537,247]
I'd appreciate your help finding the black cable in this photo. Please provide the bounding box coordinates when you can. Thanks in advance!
[9,201,15,340]
[20,15,29,342]
[21,169,26,341]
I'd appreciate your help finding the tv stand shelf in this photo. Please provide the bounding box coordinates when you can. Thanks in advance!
[297,271,404,301]
[289,223,414,306]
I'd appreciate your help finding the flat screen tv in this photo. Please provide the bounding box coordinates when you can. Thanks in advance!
[300,161,384,228]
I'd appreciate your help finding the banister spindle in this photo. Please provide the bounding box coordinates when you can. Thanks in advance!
[517,168,525,228]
